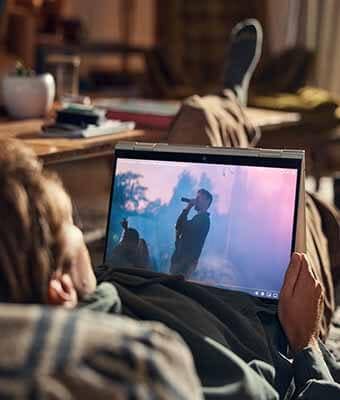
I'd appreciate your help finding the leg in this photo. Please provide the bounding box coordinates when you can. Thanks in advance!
[223,19,263,106]
[168,20,262,148]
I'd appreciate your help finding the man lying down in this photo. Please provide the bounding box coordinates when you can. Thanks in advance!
[1,20,340,400]
[0,142,339,398]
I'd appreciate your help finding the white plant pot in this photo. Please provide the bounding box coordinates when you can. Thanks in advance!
[2,73,55,119]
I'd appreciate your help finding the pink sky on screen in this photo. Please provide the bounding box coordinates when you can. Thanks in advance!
[116,158,297,219]
[241,166,297,244]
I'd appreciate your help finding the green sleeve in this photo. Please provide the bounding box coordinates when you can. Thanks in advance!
[78,282,122,313]
[293,345,340,399]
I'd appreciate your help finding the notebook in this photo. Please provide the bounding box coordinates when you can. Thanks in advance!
[104,142,305,300]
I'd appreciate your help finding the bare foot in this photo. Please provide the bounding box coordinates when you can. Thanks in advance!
[278,252,324,354]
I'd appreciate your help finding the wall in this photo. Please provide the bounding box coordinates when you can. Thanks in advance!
[265,0,302,55]
[63,0,156,74]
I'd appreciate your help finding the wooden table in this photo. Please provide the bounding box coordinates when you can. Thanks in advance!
[0,108,303,167]
[0,107,332,179]
[0,117,168,165]
[1,107,339,189]
[0,107,338,261]
[0,107,303,160]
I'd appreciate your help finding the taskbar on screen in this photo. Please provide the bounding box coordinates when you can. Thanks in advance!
[190,279,280,299]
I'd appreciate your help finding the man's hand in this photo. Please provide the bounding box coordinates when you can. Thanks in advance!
[185,199,196,210]
[57,224,97,299]
[278,252,324,354]
[48,273,78,309]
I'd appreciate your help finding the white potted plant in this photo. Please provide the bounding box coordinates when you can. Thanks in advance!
[2,62,55,119]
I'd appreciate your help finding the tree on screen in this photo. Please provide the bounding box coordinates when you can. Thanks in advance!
[114,172,148,213]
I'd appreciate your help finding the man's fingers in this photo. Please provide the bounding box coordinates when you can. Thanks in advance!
[60,274,74,298]
[281,252,303,296]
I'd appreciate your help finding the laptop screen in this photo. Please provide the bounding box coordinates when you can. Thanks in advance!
[104,147,302,299]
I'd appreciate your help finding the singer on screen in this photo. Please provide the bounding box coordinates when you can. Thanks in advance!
[170,188,213,278]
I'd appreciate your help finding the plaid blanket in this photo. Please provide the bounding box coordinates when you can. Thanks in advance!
[0,304,203,399]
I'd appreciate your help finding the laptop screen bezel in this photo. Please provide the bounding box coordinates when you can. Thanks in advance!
[103,147,302,297]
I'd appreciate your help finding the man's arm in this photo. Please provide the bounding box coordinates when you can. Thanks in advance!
[293,344,339,398]
[278,253,340,397]
[175,200,195,234]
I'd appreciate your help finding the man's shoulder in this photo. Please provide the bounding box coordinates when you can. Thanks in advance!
[194,212,210,220]
[0,304,202,399]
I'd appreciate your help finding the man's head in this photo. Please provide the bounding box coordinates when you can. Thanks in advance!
[0,139,95,306]
[194,189,213,212]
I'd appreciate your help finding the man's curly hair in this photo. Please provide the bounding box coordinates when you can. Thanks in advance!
[0,139,72,303]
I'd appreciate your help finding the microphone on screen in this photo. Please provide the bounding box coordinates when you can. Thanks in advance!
[181,197,192,203]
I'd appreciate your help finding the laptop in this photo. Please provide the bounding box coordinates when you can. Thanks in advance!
[104,142,305,300]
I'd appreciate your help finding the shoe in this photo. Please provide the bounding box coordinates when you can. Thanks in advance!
[223,19,263,105]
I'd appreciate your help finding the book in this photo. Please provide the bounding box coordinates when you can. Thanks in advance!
[42,120,135,139]
[94,99,180,129]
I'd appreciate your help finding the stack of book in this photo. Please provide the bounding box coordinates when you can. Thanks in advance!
[94,99,181,130]
[42,104,135,138]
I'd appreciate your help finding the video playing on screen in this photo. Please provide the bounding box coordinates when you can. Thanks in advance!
[105,157,298,299]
